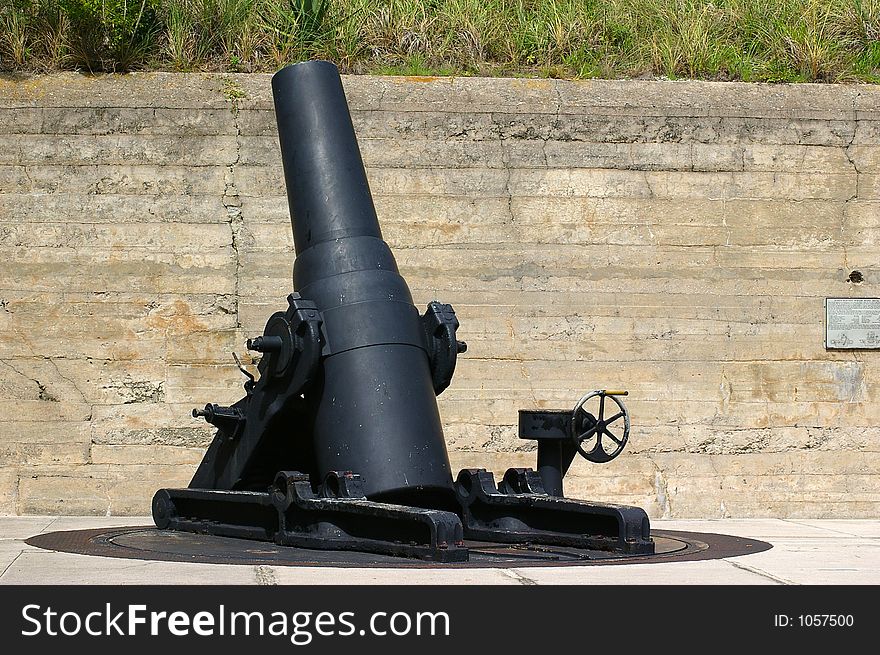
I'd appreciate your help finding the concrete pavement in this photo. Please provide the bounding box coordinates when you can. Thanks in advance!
[1,517,878,585]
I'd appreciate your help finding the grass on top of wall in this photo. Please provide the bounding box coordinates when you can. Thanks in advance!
[1,0,879,82]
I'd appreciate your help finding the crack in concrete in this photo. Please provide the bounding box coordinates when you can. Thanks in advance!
[542,80,563,167]
[726,559,794,585]
[0,359,55,402]
[45,357,88,406]
[497,130,515,227]
[221,77,245,331]
[843,91,861,201]
[844,92,861,172]
[643,170,656,199]
[0,550,23,580]
[0,302,91,407]
[840,91,861,276]
[502,568,539,585]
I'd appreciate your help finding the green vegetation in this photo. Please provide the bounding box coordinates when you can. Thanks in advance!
[1,0,879,82]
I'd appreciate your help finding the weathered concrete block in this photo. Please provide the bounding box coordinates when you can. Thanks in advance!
[18,472,111,515]
[0,73,230,110]
[0,134,239,167]
[0,192,230,224]
[17,464,194,515]
[858,173,880,199]
[0,222,231,251]
[90,444,205,466]
[0,108,43,134]
[89,400,213,445]
[0,468,19,514]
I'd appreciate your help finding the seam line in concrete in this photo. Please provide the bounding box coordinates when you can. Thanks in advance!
[39,517,59,534]
[0,550,23,580]
[725,559,795,585]
[782,519,867,539]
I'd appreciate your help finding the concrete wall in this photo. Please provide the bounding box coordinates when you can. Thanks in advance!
[1,72,879,518]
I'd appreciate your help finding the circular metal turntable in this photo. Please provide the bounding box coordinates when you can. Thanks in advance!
[26,527,771,568]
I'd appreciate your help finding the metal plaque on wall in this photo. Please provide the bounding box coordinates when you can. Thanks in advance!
[825,298,880,349]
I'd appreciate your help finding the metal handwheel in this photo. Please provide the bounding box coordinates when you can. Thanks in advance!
[571,390,630,464]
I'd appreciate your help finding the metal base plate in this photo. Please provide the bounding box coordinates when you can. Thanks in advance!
[26,527,770,568]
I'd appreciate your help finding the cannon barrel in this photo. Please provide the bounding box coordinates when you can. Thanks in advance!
[271,61,454,502]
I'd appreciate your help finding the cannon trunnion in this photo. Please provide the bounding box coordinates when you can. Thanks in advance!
[154,61,654,561]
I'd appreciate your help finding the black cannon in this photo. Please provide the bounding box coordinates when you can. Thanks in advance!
[153,61,653,561]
